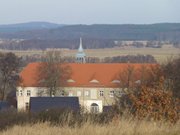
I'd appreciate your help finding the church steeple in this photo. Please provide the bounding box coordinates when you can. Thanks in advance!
[76,38,86,63]
[78,37,83,52]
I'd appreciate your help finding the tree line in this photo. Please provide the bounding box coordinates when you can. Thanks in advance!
[1,23,180,42]
[21,54,157,66]
[0,38,179,50]
[0,38,116,50]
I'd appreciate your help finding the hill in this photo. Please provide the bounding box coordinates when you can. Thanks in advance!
[1,23,180,40]
[0,23,180,49]
[0,22,63,33]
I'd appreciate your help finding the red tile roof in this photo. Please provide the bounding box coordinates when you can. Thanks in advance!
[19,62,157,88]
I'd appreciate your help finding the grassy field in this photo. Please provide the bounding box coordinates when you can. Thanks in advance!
[85,47,180,63]
[1,119,180,135]
[0,46,179,63]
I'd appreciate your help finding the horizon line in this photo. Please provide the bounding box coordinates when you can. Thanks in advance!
[0,21,180,26]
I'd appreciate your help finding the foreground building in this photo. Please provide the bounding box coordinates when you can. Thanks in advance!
[0,101,10,111]
[30,97,80,112]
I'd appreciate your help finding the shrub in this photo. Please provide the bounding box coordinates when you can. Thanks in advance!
[0,108,114,131]
[0,111,31,131]
[117,86,179,123]
[34,108,81,127]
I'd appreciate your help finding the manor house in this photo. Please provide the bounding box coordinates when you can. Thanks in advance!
[17,38,156,113]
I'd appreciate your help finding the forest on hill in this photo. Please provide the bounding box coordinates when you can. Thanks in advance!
[0,22,63,33]
[0,23,180,49]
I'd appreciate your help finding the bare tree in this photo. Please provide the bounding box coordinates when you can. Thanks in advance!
[162,56,180,98]
[119,65,135,91]
[38,50,71,97]
[0,52,20,101]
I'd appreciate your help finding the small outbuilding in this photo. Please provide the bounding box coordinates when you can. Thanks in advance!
[30,97,80,112]
[0,101,10,111]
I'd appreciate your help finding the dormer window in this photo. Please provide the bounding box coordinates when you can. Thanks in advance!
[111,80,120,83]
[135,80,141,84]
[67,79,75,83]
[90,79,99,83]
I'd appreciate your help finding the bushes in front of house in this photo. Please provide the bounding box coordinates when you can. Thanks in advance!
[0,93,179,132]
[0,109,115,131]
[113,57,180,123]
[115,86,180,123]
[0,111,30,130]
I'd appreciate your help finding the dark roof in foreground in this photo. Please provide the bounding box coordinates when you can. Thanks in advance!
[30,97,80,112]
[103,106,113,113]
[0,101,10,111]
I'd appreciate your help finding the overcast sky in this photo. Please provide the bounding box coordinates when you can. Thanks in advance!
[0,0,179,25]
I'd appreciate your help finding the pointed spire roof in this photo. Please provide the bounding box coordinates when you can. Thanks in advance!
[78,37,84,52]
[76,37,86,63]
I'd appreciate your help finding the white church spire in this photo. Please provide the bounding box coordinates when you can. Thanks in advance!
[78,37,84,52]
[76,37,86,63]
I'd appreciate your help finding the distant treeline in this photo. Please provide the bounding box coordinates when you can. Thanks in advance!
[21,54,157,66]
[103,55,157,63]
[0,38,179,50]
[0,39,115,50]
[0,23,180,49]
[1,23,180,41]
[85,55,157,63]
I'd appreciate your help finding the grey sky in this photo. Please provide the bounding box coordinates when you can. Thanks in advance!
[0,0,179,24]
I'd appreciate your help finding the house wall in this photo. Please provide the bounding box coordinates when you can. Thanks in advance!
[17,87,46,111]
[16,86,123,112]
[63,87,122,106]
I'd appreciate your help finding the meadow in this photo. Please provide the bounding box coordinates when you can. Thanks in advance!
[1,119,180,135]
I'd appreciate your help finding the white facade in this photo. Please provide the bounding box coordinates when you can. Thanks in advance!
[16,86,123,112]
[16,87,44,111]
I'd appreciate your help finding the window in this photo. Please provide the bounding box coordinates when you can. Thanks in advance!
[27,90,31,96]
[99,91,104,97]
[25,102,29,111]
[109,91,114,97]
[84,91,89,96]
[118,91,125,97]
[69,91,73,96]
[37,89,44,96]
[77,91,81,97]
[60,91,65,96]
[20,90,23,96]
[135,80,141,84]
[91,103,99,113]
